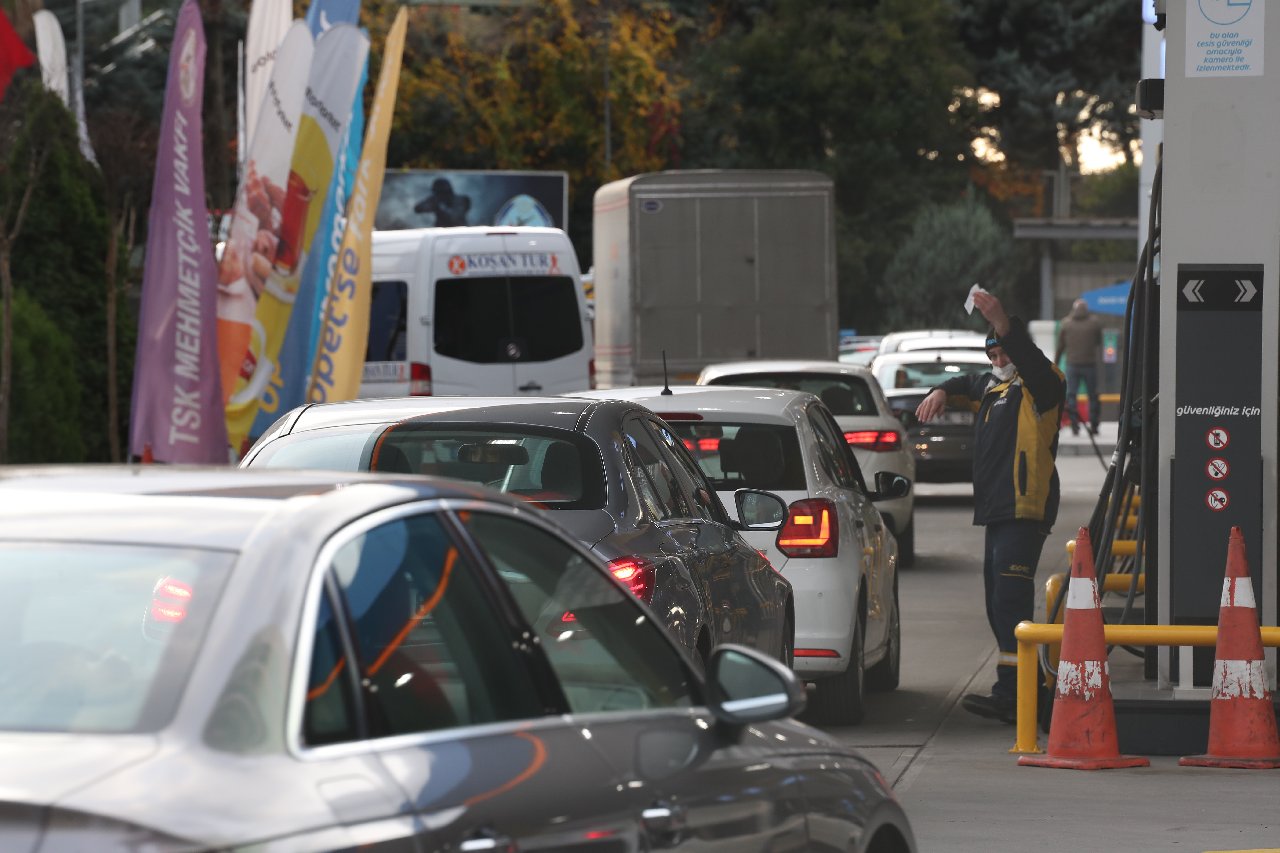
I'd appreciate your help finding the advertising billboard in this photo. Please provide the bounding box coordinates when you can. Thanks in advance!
[376,169,569,231]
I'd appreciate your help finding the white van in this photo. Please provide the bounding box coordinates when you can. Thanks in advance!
[360,226,595,398]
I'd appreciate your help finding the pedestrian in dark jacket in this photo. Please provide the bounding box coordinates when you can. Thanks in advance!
[1055,299,1103,435]
[914,290,1066,722]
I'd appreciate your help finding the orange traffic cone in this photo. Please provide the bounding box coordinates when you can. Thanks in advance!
[1020,527,1149,769]
[1180,527,1280,769]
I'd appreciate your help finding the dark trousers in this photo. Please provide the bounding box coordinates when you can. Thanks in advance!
[983,520,1048,699]
[1064,363,1100,429]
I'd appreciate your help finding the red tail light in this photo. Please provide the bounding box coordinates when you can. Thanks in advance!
[410,362,432,396]
[844,430,901,452]
[776,498,839,558]
[589,358,597,390]
[608,556,656,603]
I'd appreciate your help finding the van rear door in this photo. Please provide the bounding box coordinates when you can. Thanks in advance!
[431,232,588,395]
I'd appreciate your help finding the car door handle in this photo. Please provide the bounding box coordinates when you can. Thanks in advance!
[459,832,517,853]
[518,381,543,392]
[642,801,687,834]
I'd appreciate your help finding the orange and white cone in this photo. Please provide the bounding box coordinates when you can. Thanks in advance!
[1020,527,1149,769]
[1180,527,1280,769]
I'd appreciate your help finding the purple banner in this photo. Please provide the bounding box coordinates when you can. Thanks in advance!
[129,0,228,463]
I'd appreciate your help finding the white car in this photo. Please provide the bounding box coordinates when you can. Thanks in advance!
[695,360,917,565]
[571,385,908,726]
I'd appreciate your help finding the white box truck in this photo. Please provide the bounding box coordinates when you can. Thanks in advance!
[592,170,838,388]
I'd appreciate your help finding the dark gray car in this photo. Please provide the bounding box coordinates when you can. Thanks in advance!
[242,396,795,671]
[0,466,915,852]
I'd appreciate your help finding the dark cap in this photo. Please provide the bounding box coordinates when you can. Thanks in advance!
[984,327,1000,351]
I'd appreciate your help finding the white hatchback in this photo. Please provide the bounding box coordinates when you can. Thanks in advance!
[570,386,908,726]
[696,360,917,565]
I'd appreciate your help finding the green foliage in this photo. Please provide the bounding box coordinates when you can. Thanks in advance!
[677,0,977,331]
[7,291,85,462]
[1067,163,1140,263]
[953,0,1141,171]
[879,188,1017,330]
[5,80,115,461]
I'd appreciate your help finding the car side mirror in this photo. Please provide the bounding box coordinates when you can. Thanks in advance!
[872,471,912,500]
[734,489,786,530]
[706,643,806,725]
[897,409,919,429]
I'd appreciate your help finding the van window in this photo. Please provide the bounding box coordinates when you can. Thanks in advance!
[434,276,583,364]
[366,280,408,362]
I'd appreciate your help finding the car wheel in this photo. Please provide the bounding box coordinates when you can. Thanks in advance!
[807,612,865,725]
[867,577,901,692]
[898,517,915,568]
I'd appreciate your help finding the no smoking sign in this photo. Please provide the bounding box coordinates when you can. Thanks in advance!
[1206,458,1229,480]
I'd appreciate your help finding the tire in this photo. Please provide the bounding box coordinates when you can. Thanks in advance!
[807,612,866,725]
[867,577,901,692]
[897,517,915,568]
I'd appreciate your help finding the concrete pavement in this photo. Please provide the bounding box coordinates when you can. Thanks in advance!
[824,443,1279,852]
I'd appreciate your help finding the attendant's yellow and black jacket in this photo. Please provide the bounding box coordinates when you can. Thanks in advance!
[937,318,1066,529]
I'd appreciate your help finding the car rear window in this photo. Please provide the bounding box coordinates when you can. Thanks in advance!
[665,422,806,491]
[0,543,233,733]
[434,275,583,363]
[250,423,606,510]
[705,372,876,416]
[879,359,990,390]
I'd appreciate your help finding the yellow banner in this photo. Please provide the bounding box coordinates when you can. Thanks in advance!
[308,7,407,405]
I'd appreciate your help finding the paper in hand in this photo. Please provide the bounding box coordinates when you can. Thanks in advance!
[964,283,986,315]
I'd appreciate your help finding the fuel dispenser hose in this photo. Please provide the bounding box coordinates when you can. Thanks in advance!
[1041,146,1163,680]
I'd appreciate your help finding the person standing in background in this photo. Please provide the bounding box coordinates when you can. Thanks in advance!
[1055,299,1103,436]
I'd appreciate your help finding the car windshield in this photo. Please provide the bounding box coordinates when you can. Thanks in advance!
[704,372,877,416]
[665,422,806,491]
[877,358,990,390]
[251,422,607,509]
[0,542,233,733]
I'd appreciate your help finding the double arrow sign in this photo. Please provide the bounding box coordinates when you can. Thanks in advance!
[1181,277,1259,305]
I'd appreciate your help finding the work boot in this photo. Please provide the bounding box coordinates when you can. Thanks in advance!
[1070,423,1080,436]
[961,692,1016,724]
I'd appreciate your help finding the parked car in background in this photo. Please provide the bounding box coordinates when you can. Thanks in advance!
[242,396,794,671]
[876,328,986,356]
[0,466,916,851]
[572,386,909,726]
[695,360,917,565]
[894,334,987,353]
[870,349,994,483]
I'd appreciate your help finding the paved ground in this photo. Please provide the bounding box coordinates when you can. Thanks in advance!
[822,424,1280,853]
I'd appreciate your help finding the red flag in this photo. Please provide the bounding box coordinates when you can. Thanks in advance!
[0,7,36,103]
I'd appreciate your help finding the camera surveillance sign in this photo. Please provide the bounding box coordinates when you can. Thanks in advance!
[1187,0,1264,77]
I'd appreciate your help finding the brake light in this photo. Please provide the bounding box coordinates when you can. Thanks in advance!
[655,413,703,421]
[589,358,597,390]
[410,362,432,396]
[844,430,901,452]
[776,498,839,558]
[697,437,720,452]
[608,556,656,603]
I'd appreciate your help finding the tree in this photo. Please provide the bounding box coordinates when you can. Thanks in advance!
[953,0,1141,172]
[0,77,60,462]
[3,75,112,462]
[878,188,1018,330]
[8,290,84,462]
[380,0,686,264]
[676,0,978,332]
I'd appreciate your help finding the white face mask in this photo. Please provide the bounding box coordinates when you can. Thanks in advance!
[992,362,1016,382]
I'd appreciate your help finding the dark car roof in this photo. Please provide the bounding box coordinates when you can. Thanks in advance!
[0,465,509,550]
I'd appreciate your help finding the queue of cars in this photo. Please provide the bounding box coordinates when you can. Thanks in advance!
[571,386,908,726]
[0,466,915,851]
[242,396,795,672]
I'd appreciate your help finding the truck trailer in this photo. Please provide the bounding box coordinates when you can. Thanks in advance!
[592,170,838,388]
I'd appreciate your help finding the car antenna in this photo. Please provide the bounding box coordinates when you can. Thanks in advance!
[661,350,673,395]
